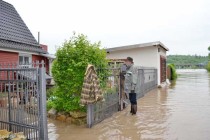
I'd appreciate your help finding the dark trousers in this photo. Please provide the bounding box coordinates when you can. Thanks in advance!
[129,93,137,105]
[129,93,137,114]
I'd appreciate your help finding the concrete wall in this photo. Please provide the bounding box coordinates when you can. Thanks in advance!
[158,47,167,57]
[107,46,161,85]
[107,46,158,68]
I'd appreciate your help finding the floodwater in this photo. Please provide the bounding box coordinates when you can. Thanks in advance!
[48,69,210,140]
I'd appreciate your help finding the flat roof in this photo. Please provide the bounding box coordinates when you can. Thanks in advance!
[106,41,169,52]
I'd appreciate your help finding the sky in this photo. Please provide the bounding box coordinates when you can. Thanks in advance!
[4,0,210,56]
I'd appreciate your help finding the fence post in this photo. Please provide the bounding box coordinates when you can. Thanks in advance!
[7,70,12,131]
[142,69,145,94]
[39,61,48,140]
[119,71,123,111]
[155,69,158,86]
[87,104,94,128]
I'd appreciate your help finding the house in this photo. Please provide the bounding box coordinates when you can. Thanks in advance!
[106,41,169,85]
[0,0,54,79]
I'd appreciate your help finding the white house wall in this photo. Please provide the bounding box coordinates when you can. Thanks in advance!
[107,46,168,85]
[107,46,163,85]
[107,46,158,68]
[158,47,167,57]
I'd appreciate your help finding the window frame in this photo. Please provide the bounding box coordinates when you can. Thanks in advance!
[19,53,32,68]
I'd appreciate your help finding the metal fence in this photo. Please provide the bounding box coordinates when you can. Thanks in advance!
[87,68,120,128]
[87,66,157,128]
[135,68,158,99]
[0,61,48,140]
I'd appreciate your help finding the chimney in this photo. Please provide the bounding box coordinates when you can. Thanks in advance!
[38,32,40,44]
[40,44,48,52]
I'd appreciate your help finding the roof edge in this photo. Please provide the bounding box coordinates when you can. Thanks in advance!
[0,39,48,54]
[106,41,169,52]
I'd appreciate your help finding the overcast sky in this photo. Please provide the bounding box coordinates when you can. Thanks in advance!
[4,0,210,56]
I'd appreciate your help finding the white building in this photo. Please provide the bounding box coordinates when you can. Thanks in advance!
[106,41,169,85]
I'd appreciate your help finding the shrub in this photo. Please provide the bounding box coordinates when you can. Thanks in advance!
[46,86,56,100]
[206,62,210,72]
[47,100,54,111]
[50,33,108,112]
[168,64,177,80]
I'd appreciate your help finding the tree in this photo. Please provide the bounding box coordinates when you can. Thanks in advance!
[208,46,210,60]
[51,33,108,112]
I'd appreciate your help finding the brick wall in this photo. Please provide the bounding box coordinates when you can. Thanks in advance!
[160,56,166,83]
[32,55,49,74]
[40,44,48,52]
[0,51,18,91]
[0,50,18,64]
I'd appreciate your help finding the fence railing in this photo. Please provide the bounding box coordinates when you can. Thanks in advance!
[0,61,48,140]
[87,92,119,128]
[87,67,157,128]
[135,68,157,99]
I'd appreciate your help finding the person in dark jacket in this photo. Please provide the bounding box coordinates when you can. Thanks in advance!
[124,57,138,115]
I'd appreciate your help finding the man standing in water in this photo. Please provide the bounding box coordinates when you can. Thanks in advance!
[124,57,138,115]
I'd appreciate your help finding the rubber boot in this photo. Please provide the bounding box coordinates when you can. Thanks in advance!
[123,103,126,109]
[132,104,137,115]
[130,105,133,113]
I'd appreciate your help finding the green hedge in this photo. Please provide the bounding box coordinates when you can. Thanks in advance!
[206,62,210,72]
[168,64,177,80]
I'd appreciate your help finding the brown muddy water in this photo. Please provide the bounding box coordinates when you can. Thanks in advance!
[48,69,210,140]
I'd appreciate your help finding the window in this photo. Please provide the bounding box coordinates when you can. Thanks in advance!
[19,56,24,64]
[19,54,31,67]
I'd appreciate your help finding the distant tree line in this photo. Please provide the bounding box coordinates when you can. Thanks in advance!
[207,47,210,72]
[167,55,208,66]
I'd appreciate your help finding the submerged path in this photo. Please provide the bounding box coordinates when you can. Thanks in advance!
[48,69,210,140]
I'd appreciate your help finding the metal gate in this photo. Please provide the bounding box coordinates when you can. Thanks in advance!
[0,62,48,140]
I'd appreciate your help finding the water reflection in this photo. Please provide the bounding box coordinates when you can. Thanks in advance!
[48,69,210,140]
